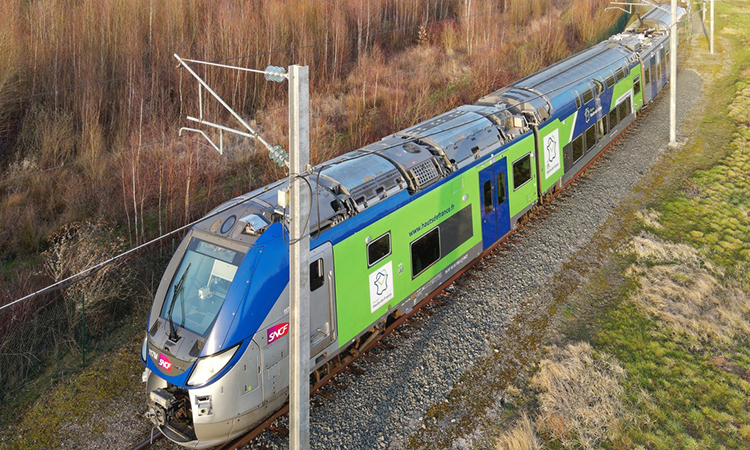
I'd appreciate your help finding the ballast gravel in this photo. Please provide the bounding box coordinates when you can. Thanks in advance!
[251,67,705,450]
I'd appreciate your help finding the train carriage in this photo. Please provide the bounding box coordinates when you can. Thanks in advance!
[141,5,688,448]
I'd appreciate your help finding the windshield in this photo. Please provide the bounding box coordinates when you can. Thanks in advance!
[160,238,245,336]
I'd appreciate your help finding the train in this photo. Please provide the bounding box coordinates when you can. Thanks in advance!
[141,5,688,448]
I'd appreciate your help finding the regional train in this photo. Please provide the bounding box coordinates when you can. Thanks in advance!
[142,5,688,447]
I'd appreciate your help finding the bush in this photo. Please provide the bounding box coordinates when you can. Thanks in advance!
[42,220,135,340]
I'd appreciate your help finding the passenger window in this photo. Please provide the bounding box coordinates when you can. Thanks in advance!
[512,155,532,190]
[602,114,610,136]
[367,232,391,267]
[606,76,615,89]
[608,108,619,130]
[310,259,324,292]
[582,89,594,104]
[572,135,585,162]
[573,90,582,109]
[645,67,651,85]
[634,75,641,96]
[440,206,474,257]
[411,228,440,278]
[496,173,506,204]
[625,100,632,117]
[483,180,493,214]
[585,124,597,152]
[618,101,628,121]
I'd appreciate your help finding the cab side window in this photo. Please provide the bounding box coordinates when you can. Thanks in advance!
[310,259,324,291]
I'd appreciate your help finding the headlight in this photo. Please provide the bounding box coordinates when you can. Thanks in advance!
[187,344,240,387]
[141,335,148,362]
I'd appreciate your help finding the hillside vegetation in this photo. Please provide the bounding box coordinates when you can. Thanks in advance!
[0,0,620,409]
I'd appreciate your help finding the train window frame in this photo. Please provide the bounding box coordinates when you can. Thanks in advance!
[310,258,325,292]
[572,134,585,162]
[585,124,597,152]
[602,113,610,136]
[644,67,651,86]
[608,107,619,130]
[367,232,391,268]
[605,75,615,89]
[633,75,641,96]
[572,89,582,109]
[483,180,493,214]
[582,88,594,104]
[512,154,533,191]
[496,172,507,205]
[411,227,441,279]
[617,101,628,122]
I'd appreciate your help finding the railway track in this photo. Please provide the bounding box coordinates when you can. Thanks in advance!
[131,107,652,450]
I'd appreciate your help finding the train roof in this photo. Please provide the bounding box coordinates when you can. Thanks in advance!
[477,40,638,122]
[626,4,687,32]
[190,4,683,247]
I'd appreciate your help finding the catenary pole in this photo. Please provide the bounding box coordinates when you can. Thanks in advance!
[710,0,715,54]
[288,64,311,450]
[669,0,677,146]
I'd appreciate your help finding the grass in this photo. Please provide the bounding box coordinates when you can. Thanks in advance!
[0,330,146,449]
[486,2,750,449]
[531,342,627,449]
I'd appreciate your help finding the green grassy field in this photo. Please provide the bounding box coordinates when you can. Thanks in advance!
[493,2,750,449]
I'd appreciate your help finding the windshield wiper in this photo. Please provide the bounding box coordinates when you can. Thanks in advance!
[167,263,191,342]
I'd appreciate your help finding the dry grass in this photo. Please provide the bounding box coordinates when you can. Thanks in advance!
[623,233,750,347]
[635,208,664,230]
[531,342,627,449]
[0,0,621,399]
[495,413,542,450]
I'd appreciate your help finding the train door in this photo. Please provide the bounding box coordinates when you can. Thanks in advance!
[650,55,658,98]
[479,157,510,250]
[643,59,653,105]
[660,48,667,85]
[309,243,335,357]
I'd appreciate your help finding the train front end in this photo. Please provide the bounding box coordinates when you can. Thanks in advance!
[141,201,291,448]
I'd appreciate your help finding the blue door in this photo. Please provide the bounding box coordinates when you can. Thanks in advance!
[479,158,511,250]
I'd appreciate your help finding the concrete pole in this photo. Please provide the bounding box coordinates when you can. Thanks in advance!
[670,0,677,146]
[288,65,310,450]
[710,0,715,54]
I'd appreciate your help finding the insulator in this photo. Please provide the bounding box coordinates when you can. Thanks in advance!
[264,66,287,83]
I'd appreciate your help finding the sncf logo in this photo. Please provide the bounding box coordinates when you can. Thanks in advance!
[157,353,173,372]
[148,348,172,372]
[267,322,290,344]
